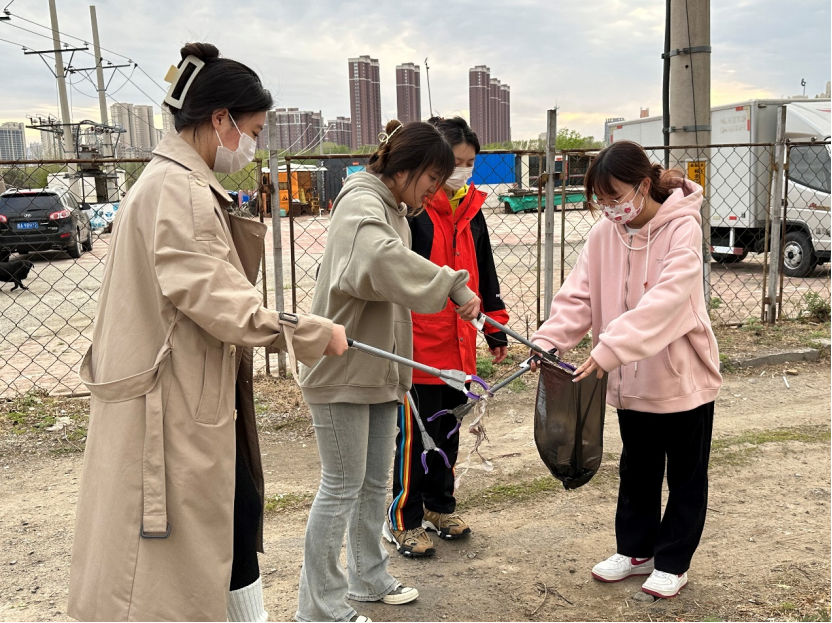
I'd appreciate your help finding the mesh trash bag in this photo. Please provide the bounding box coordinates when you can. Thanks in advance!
[534,359,608,490]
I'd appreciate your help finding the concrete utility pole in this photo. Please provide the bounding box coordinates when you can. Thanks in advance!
[668,0,711,157]
[49,0,74,156]
[668,0,712,300]
[542,108,557,321]
[89,6,111,157]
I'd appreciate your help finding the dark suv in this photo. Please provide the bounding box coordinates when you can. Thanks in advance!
[0,189,93,262]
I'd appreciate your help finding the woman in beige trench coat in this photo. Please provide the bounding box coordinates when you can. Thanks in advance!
[67,42,348,622]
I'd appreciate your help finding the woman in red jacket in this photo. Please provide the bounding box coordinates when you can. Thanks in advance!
[384,116,509,557]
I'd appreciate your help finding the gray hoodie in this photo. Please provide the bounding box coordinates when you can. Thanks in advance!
[300,172,476,404]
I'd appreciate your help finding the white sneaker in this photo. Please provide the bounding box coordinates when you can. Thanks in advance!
[641,569,689,598]
[379,585,419,605]
[591,553,655,582]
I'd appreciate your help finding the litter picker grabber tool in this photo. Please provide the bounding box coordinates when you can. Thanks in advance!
[346,338,488,399]
[404,391,451,474]
[347,337,534,446]
[427,356,536,438]
[471,313,577,373]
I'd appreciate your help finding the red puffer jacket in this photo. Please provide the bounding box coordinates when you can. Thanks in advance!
[409,184,509,384]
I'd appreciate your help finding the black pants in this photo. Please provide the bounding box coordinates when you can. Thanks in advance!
[389,384,466,531]
[615,401,714,575]
[229,440,262,590]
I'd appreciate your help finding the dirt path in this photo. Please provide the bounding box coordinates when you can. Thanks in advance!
[1,363,829,622]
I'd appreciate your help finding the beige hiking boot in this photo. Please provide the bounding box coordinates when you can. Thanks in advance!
[382,522,436,558]
[422,509,472,540]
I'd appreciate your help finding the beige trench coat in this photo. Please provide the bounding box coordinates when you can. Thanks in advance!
[67,133,333,622]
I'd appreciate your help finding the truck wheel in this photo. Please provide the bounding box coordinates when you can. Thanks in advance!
[504,201,512,213]
[712,250,748,264]
[782,231,815,278]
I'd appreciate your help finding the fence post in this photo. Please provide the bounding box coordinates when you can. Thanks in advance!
[559,152,568,286]
[700,148,713,310]
[267,111,287,376]
[543,108,557,321]
[765,107,787,324]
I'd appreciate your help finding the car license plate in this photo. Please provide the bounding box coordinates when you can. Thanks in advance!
[16,222,39,230]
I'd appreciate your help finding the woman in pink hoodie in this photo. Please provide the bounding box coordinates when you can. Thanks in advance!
[532,140,722,599]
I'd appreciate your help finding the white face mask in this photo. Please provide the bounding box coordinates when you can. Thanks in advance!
[444,166,474,192]
[213,116,256,174]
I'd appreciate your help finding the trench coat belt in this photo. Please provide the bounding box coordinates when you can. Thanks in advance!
[79,316,179,539]
[278,313,300,385]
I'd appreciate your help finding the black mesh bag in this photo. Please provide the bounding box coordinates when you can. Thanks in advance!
[534,359,608,489]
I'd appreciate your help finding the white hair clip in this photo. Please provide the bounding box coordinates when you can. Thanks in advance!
[377,124,403,146]
[163,55,205,109]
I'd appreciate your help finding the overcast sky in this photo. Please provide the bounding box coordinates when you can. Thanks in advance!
[1,0,829,146]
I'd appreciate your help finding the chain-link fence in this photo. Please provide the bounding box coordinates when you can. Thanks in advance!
[283,151,551,338]
[0,157,265,398]
[2,139,829,399]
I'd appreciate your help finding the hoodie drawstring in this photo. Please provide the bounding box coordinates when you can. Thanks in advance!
[616,221,669,375]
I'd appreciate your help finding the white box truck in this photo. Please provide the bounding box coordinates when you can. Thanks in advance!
[608,99,831,277]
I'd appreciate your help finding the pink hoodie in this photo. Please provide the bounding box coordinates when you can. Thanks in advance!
[532,180,722,414]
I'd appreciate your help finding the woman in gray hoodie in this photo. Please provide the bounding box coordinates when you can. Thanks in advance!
[296,120,481,622]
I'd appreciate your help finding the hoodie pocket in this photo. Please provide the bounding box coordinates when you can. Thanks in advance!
[664,336,695,386]
[662,347,682,381]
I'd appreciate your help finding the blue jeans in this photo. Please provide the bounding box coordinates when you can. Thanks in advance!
[296,402,400,622]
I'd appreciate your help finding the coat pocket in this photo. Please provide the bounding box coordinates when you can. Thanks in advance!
[194,342,228,425]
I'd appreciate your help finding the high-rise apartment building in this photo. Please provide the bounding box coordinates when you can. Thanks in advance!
[349,55,382,148]
[162,109,176,136]
[325,116,353,148]
[396,62,421,124]
[110,103,158,155]
[469,65,491,144]
[500,84,510,143]
[40,126,62,159]
[468,65,511,144]
[272,108,324,152]
[0,122,26,160]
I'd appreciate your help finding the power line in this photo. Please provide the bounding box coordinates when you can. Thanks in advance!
[114,66,162,106]
[6,10,167,93]
[107,65,137,97]
[76,70,161,147]
[294,126,327,156]
[276,123,318,157]
[0,32,27,48]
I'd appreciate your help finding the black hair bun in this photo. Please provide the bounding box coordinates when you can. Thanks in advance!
[179,42,220,62]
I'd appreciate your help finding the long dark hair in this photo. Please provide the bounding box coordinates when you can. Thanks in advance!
[165,43,273,132]
[585,140,684,212]
[428,116,481,154]
[367,120,454,191]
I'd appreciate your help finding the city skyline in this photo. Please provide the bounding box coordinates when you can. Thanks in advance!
[0,0,828,148]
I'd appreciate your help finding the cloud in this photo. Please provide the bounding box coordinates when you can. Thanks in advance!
[0,0,829,145]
